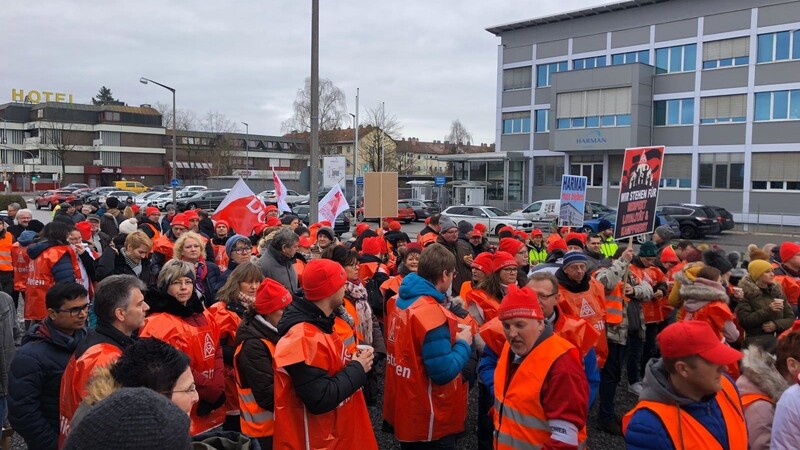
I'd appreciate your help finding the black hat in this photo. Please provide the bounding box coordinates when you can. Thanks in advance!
[281,214,298,225]
[105,197,120,209]
[704,249,733,275]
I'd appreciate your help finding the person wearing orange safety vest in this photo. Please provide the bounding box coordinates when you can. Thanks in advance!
[138,206,163,242]
[12,230,35,294]
[210,219,234,272]
[58,275,148,447]
[293,236,311,288]
[273,259,377,449]
[0,217,14,298]
[466,251,516,326]
[623,321,746,450]
[772,241,800,313]
[735,342,786,450]
[140,260,226,436]
[493,284,589,450]
[383,243,473,449]
[233,278,293,449]
[459,251,492,301]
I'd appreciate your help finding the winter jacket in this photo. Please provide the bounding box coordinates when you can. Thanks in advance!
[735,275,794,346]
[737,346,788,450]
[9,219,44,240]
[680,275,739,343]
[8,319,87,450]
[199,218,215,239]
[95,246,156,284]
[275,295,367,415]
[196,260,224,307]
[624,359,741,450]
[435,235,473,295]
[0,292,14,396]
[100,209,124,237]
[395,273,471,385]
[595,257,652,344]
[772,384,800,450]
[161,214,174,234]
[137,217,162,240]
[27,240,83,284]
[258,245,298,294]
[234,315,280,412]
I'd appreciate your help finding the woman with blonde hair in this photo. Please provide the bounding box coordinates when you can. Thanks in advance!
[174,231,223,306]
[96,230,155,284]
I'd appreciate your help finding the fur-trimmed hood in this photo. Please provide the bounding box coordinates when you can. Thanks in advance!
[681,277,729,312]
[739,345,788,402]
[739,274,785,300]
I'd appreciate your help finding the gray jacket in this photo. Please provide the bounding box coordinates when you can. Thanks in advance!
[258,245,298,294]
[594,258,652,345]
[0,292,14,395]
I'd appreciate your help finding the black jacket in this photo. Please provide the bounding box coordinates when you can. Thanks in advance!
[73,321,136,360]
[9,219,44,240]
[435,235,473,295]
[100,209,125,237]
[199,260,225,307]
[276,296,367,415]
[234,315,281,411]
[137,217,162,240]
[8,319,87,450]
[199,218,215,239]
[95,246,156,285]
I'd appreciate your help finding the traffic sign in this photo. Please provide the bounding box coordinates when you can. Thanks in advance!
[356,176,364,186]
[362,163,369,174]
[434,176,446,186]
[171,178,179,188]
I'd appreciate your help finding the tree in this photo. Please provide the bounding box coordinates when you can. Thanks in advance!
[447,119,472,153]
[37,122,78,183]
[198,111,239,178]
[361,103,402,173]
[91,86,119,105]
[281,77,348,134]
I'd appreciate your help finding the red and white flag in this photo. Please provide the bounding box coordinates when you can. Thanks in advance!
[272,168,292,213]
[212,178,267,235]
[318,184,349,225]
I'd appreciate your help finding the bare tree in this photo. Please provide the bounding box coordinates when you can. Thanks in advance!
[198,111,240,178]
[37,122,80,183]
[155,102,197,131]
[281,77,348,134]
[447,119,473,153]
[361,103,402,173]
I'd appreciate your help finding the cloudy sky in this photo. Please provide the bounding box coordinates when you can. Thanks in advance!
[4,0,609,145]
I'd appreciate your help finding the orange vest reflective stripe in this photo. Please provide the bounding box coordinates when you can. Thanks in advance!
[630,264,670,323]
[273,322,377,449]
[294,258,306,287]
[334,316,358,354]
[553,306,602,359]
[383,295,468,442]
[493,334,587,449]
[233,338,276,438]
[558,277,608,368]
[12,242,30,292]
[153,235,175,261]
[140,311,224,436]
[0,232,13,271]
[479,318,506,356]
[26,245,82,321]
[212,243,229,272]
[466,289,501,323]
[208,302,243,417]
[604,282,627,325]
[623,376,747,450]
[741,392,773,408]
[58,343,122,447]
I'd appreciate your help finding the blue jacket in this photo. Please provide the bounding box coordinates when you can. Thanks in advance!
[8,319,87,450]
[625,359,739,450]
[395,273,471,385]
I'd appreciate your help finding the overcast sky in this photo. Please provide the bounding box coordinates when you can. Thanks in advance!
[4,0,610,145]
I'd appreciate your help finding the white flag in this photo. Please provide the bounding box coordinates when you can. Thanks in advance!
[318,184,349,224]
[211,178,267,235]
[272,168,292,213]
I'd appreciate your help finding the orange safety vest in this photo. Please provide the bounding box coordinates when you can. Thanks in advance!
[333,315,358,354]
[140,311,224,436]
[623,376,747,450]
[741,392,773,408]
[26,245,82,321]
[58,343,122,447]
[479,318,506,356]
[466,289,502,323]
[153,235,175,261]
[604,282,628,325]
[459,280,474,301]
[380,275,403,300]
[630,264,671,323]
[293,258,306,288]
[273,322,377,449]
[0,232,12,272]
[558,277,608,368]
[212,243,229,272]
[383,295,468,442]
[208,302,243,418]
[667,260,687,281]
[493,334,587,449]
[775,274,800,306]
[233,338,276,438]
[11,242,30,292]
[553,305,602,359]
[142,222,161,242]
[683,302,734,342]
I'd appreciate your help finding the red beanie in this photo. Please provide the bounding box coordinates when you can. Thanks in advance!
[255,278,292,315]
[661,245,680,264]
[130,204,140,214]
[265,205,278,213]
[266,216,282,227]
[75,221,92,241]
[319,220,333,227]
[471,252,494,275]
[362,236,386,256]
[547,236,568,253]
[171,213,189,229]
[298,236,312,249]
[146,207,161,217]
[499,238,525,255]
[473,223,487,233]
[183,210,199,221]
[356,223,371,236]
[491,251,518,273]
[252,222,268,236]
[780,241,800,264]
[388,221,402,231]
[531,228,543,237]
[498,285,544,320]
[303,259,347,301]
[215,219,229,229]
[565,232,586,245]
[499,225,515,235]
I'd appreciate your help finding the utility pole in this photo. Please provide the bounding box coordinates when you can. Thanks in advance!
[241,122,249,180]
[309,0,320,223]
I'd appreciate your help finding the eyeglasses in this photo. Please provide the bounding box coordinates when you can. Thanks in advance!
[501,267,518,273]
[233,247,252,254]
[538,291,559,300]
[57,302,92,316]
[162,383,196,395]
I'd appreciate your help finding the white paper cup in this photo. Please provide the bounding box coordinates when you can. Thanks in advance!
[356,344,373,355]
[457,324,469,332]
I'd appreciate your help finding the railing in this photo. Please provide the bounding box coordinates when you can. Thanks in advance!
[729,209,800,236]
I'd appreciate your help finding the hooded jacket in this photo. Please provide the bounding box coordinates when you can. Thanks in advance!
[736,346,787,450]
[624,359,741,450]
[8,319,87,450]
[27,239,85,284]
[680,275,738,343]
[735,275,794,346]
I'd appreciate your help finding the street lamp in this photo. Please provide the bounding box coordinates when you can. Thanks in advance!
[241,122,249,180]
[140,77,177,205]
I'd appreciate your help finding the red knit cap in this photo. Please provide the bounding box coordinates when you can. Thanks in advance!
[388,221,402,231]
[514,230,529,241]
[499,238,525,255]
[75,221,92,241]
[531,228,543,237]
[319,220,333,227]
[130,204,140,214]
[171,213,189,229]
[362,236,386,255]
[499,225,515,235]
[498,285,544,320]
[468,230,482,238]
[146,207,161,217]
[565,232,586,245]
[303,259,347,301]
[215,219,229,230]
[661,245,680,264]
[255,278,292,315]
[547,236,567,253]
[356,223,371,236]
[491,251,518,273]
[266,216,282,227]
[471,252,494,275]
[265,205,278,213]
[473,223,487,233]
[298,236,312,249]
[183,210,199,221]
[780,242,800,264]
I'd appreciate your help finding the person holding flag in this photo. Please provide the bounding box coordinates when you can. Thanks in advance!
[212,178,269,237]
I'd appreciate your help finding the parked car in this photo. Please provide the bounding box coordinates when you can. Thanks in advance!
[656,204,722,239]
[404,199,441,221]
[64,183,90,190]
[113,180,148,194]
[35,190,76,210]
[442,205,534,235]
[82,186,117,203]
[102,191,138,205]
[146,185,172,192]
[708,205,735,232]
[179,185,208,193]
[148,192,175,210]
[175,190,228,211]
[257,189,309,205]
[70,187,94,199]
[513,199,615,222]
[292,204,351,236]
[356,200,417,223]
[582,211,681,244]
[134,192,162,208]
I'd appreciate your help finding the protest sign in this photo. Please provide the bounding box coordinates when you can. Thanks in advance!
[614,146,665,240]
[558,175,587,228]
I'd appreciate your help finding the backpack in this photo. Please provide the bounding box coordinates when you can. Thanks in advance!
[364,271,389,319]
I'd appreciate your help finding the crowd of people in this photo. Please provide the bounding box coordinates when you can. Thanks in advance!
[3,197,800,449]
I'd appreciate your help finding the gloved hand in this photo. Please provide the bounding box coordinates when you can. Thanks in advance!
[195,392,225,416]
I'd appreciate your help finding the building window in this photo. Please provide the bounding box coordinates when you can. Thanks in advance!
[611,50,649,65]
[508,160,524,202]
[502,112,531,134]
[535,109,550,133]
[556,87,632,129]
[754,90,800,121]
[569,155,603,187]
[699,153,744,189]
[653,98,694,126]
[751,152,800,190]
[487,161,505,200]
[700,95,747,124]
[659,154,692,188]
[757,30,800,63]
[101,111,121,122]
[655,44,697,74]
[536,61,568,87]
[453,161,466,180]
[573,55,606,70]
[503,66,532,91]
[469,161,487,181]
[534,156,564,186]
[702,37,750,69]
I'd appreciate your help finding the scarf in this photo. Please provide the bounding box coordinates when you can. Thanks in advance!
[237,291,256,310]
[194,261,207,295]
[334,305,355,328]
[346,280,374,345]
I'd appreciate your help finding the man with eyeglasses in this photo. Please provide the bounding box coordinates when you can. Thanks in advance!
[9,283,89,450]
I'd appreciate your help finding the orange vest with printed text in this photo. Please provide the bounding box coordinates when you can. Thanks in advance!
[12,242,30,292]
[208,302,243,417]
[493,334,587,449]
[623,376,747,450]
[212,243,229,272]
[140,311,224,436]
[383,295,468,442]
[26,245,82,321]
[630,264,672,323]
[558,277,608,367]
[233,338,276,438]
[273,322,377,450]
